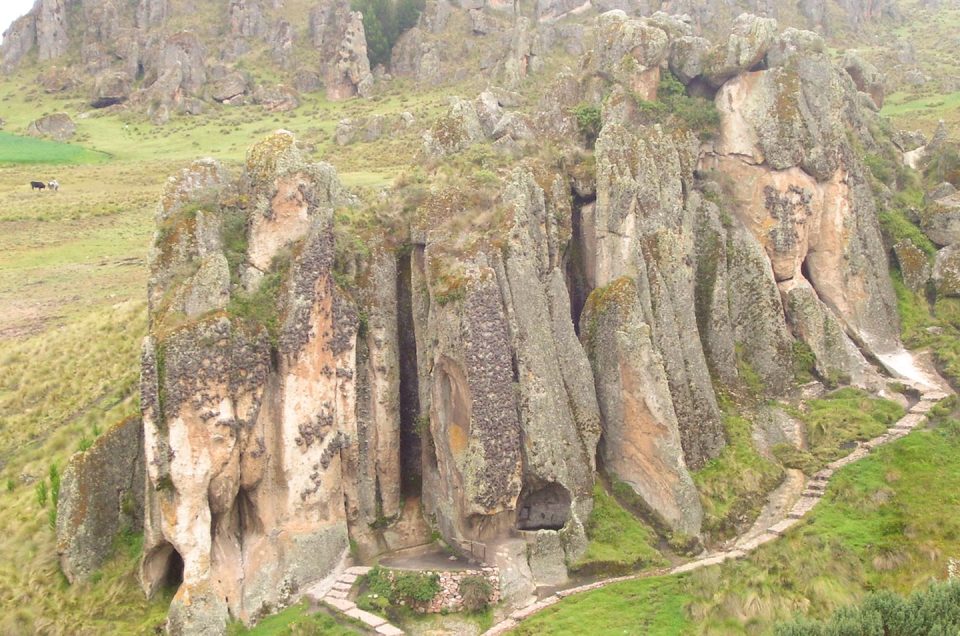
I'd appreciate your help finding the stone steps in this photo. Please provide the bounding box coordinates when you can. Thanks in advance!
[312,565,406,634]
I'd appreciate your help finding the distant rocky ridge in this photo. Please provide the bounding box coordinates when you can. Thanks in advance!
[0,0,909,124]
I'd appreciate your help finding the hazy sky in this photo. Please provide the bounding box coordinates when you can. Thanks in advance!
[0,0,36,41]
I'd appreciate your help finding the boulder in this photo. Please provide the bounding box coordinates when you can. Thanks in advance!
[922,192,960,247]
[934,244,960,297]
[893,239,932,294]
[702,13,778,88]
[26,112,76,141]
[254,84,300,112]
[842,50,885,108]
[765,27,824,68]
[38,65,76,93]
[56,417,145,583]
[293,70,322,93]
[210,72,249,103]
[92,71,133,108]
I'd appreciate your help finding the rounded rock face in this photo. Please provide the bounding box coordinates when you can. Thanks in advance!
[26,112,76,141]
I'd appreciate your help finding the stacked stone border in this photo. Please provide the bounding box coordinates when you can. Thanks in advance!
[308,564,501,634]
[481,388,950,636]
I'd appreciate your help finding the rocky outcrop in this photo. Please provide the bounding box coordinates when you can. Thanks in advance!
[56,416,145,583]
[581,278,703,534]
[26,112,76,140]
[141,133,354,632]
[706,43,901,360]
[843,50,885,108]
[325,11,373,100]
[92,70,132,108]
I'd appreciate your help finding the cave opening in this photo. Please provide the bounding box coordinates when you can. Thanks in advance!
[162,548,184,590]
[397,247,423,498]
[516,482,572,531]
[564,192,596,336]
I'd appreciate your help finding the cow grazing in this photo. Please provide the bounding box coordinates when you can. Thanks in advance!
[30,181,46,191]
[48,180,59,192]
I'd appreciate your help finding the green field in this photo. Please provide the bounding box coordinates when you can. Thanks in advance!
[0,132,109,165]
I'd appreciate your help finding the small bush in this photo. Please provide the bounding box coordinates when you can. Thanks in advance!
[36,480,48,508]
[774,580,960,635]
[572,103,602,146]
[459,575,493,612]
[392,571,441,604]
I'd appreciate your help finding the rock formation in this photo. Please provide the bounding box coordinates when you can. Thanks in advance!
[41,5,935,634]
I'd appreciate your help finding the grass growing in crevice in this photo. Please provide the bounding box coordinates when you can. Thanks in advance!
[782,389,904,473]
[693,407,784,542]
[571,482,665,576]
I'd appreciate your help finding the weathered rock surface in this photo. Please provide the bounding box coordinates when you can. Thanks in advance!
[934,244,960,297]
[26,112,76,140]
[326,11,373,100]
[56,416,145,584]
[141,133,354,631]
[581,278,703,534]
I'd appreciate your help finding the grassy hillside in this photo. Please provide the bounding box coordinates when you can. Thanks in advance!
[513,407,960,635]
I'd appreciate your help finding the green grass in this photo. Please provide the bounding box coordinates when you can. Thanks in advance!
[572,482,665,576]
[784,389,904,471]
[693,410,784,541]
[0,131,109,164]
[511,575,693,636]
[226,602,363,635]
[684,414,960,634]
[527,413,960,636]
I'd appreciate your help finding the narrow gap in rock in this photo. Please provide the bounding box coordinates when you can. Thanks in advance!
[396,248,422,499]
[565,191,595,336]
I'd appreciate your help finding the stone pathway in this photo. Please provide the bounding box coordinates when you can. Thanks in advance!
[480,387,950,636]
[306,565,406,635]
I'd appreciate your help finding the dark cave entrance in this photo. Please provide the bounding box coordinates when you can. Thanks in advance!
[565,192,596,336]
[397,247,423,498]
[516,482,572,531]
[163,549,184,589]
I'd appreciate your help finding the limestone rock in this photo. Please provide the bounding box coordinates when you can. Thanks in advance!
[702,13,778,88]
[1,14,38,72]
[842,50,885,108]
[141,133,354,629]
[230,0,267,38]
[933,245,960,297]
[893,240,932,294]
[56,417,145,583]
[922,193,960,247]
[211,72,249,103]
[293,70,322,93]
[137,0,169,28]
[581,277,703,535]
[708,49,901,356]
[592,120,725,468]
[326,11,373,100]
[92,70,133,108]
[26,112,76,141]
[36,0,70,62]
[587,12,669,100]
